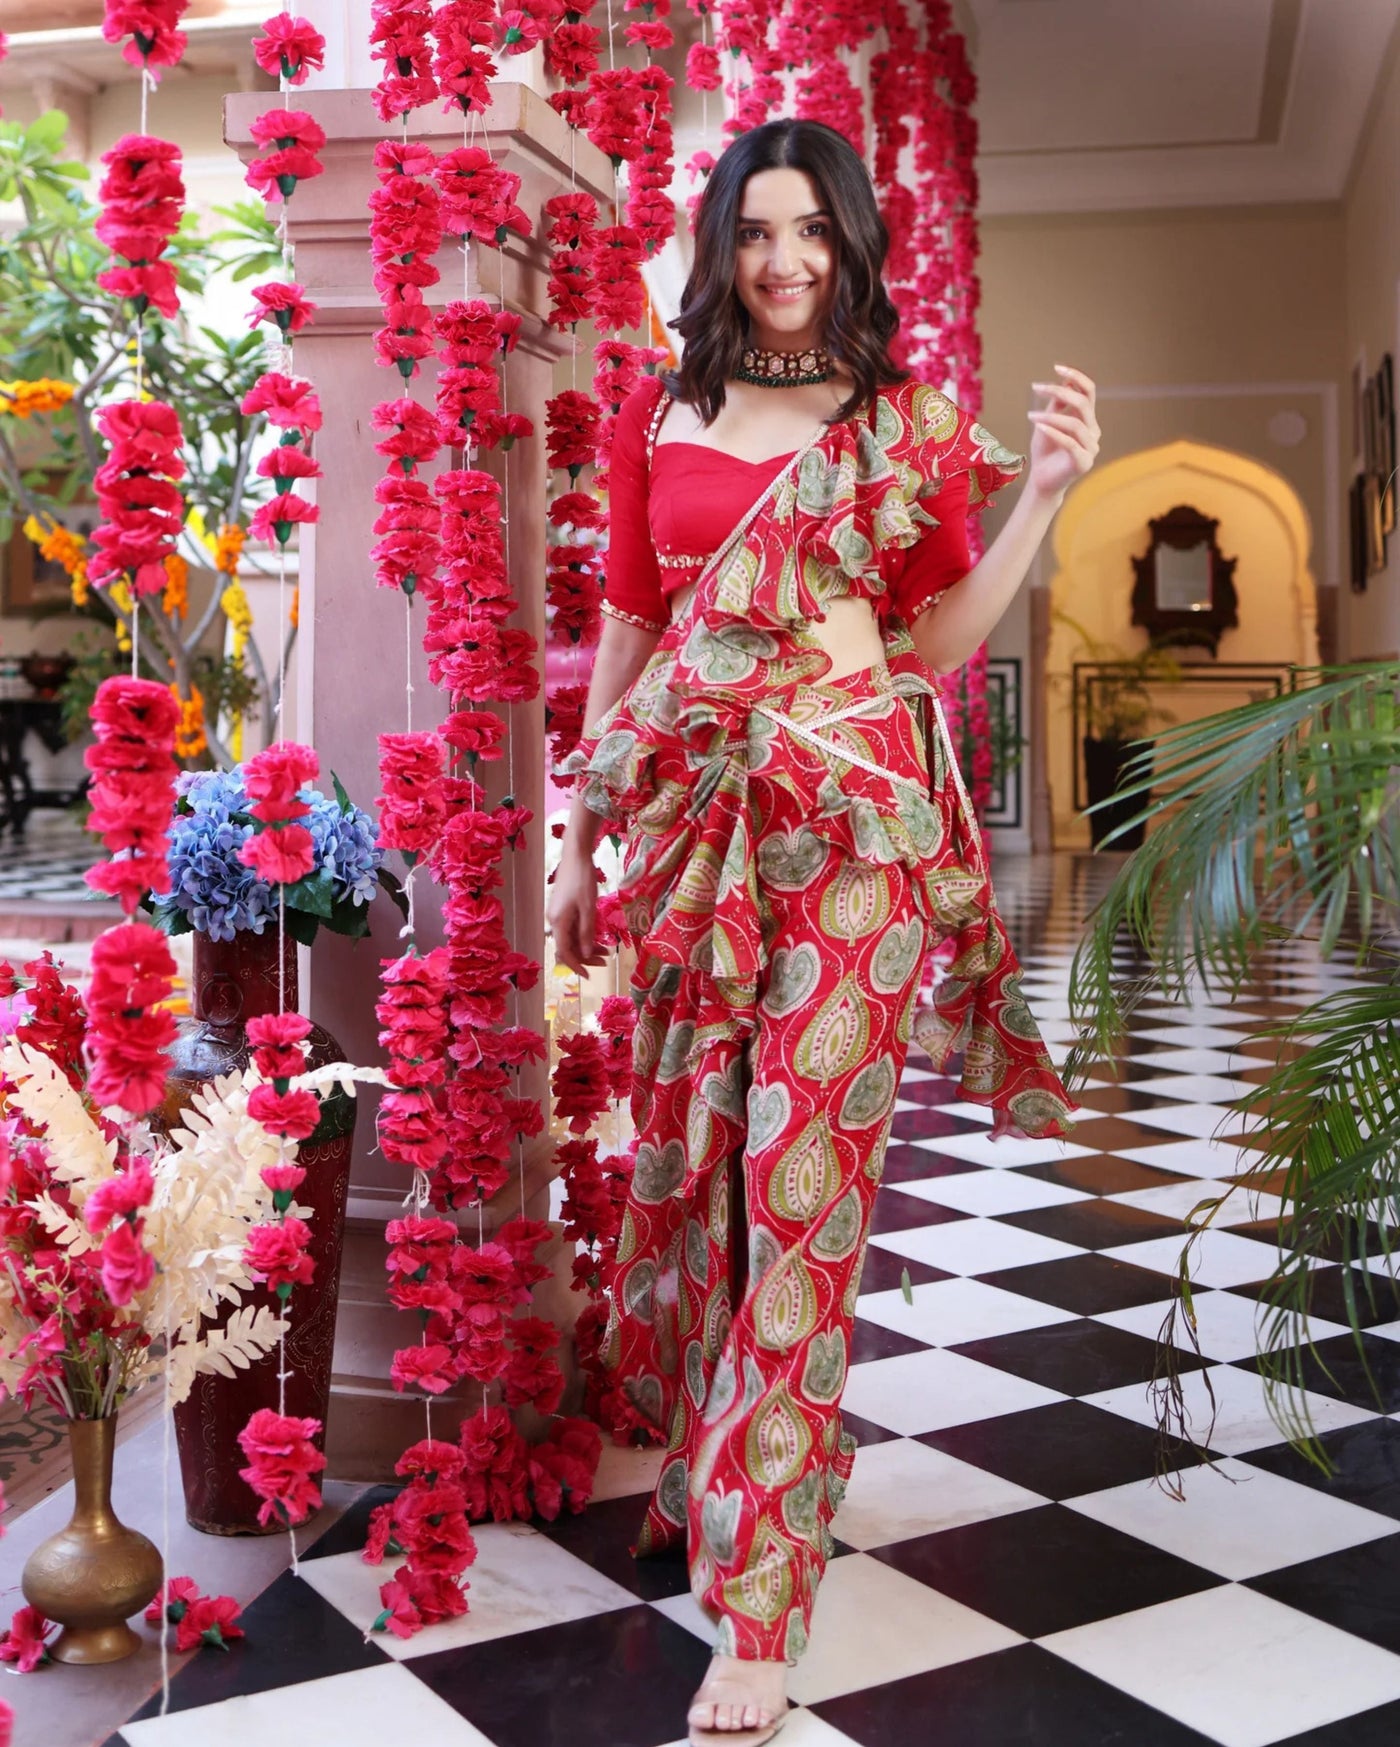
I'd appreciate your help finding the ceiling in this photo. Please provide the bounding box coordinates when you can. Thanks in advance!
[2,0,1396,216]
[962,0,1400,214]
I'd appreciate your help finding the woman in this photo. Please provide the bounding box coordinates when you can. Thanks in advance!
[549,118,1099,1746]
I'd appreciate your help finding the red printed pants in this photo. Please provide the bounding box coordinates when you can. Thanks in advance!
[605,664,932,1663]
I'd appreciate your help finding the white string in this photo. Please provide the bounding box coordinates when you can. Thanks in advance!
[405,594,414,733]
[158,1305,171,1713]
[277,544,287,730]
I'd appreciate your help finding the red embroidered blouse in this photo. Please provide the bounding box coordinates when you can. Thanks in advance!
[601,380,975,633]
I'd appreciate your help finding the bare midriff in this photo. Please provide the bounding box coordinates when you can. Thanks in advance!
[668,583,886,682]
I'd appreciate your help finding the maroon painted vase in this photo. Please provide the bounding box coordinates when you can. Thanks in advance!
[159,928,357,1534]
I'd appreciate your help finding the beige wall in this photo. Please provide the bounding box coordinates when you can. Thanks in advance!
[976,201,1348,846]
[1342,20,1400,662]
[1043,441,1318,845]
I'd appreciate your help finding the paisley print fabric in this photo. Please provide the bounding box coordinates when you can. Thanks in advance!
[606,663,934,1662]
[555,377,1076,1662]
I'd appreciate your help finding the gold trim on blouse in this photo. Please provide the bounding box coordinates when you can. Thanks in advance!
[602,599,667,633]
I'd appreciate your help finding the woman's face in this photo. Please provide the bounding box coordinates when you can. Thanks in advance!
[730,166,836,355]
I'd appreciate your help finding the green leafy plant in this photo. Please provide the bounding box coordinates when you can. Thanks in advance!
[1055,611,1183,742]
[1066,663,1400,1483]
[0,110,288,763]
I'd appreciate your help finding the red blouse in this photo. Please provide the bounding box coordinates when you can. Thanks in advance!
[601,379,975,633]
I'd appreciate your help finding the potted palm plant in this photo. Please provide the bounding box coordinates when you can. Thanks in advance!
[1067,661,1399,1478]
[1057,613,1182,850]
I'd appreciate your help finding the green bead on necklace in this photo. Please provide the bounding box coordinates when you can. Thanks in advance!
[734,343,834,388]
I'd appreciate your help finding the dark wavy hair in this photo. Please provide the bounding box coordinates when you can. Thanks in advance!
[662,119,908,427]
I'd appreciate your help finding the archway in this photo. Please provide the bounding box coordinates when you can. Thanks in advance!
[1041,440,1319,848]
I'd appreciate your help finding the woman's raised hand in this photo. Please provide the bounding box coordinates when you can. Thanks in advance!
[1025,363,1100,502]
[547,845,607,978]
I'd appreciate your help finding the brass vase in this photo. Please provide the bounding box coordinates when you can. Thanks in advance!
[21,1415,163,1663]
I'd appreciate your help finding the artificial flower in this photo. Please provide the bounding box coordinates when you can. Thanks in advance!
[0,1607,53,1673]
[145,1577,245,1651]
[248,281,319,335]
[246,1084,321,1141]
[244,1216,315,1297]
[253,14,326,84]
[236,1407,326,1528]
[368,0,439,120]
[87,400,187,597]
[85,922,178,1114]
[102,0,188,72]
[241,372,323,432]
[245,109,326,202]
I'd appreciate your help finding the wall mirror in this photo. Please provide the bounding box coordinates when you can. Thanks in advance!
[1131,504,1238,655]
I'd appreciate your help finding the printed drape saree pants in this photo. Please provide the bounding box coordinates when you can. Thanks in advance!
[602,662,940,1663]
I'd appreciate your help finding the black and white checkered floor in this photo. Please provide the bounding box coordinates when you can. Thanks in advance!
[112,855,1400,1747]
[0,812,100,904]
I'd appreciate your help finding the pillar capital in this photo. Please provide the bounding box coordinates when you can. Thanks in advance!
[224,84,617,325]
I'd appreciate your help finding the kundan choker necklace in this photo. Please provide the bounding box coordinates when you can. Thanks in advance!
[735,343,833,387]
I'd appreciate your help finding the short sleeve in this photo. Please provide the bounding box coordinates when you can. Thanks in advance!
[912,391,1025,513]
[890,470,971,623]
[895,391,1024,622]
[600,379,668,632]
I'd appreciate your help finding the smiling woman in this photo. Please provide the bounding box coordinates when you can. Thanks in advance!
[548,116,1099,1747]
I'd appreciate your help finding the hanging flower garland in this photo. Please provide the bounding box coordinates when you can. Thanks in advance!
[351,12,602,1643]
[95,133,185,321]
[87,399,187,605]
[102,0,189,73]
[232,738,330,1532]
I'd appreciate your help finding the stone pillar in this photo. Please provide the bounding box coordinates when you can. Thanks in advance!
[224,85,615,1477]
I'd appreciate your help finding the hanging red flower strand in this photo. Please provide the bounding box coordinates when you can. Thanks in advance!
[95,133,185,320]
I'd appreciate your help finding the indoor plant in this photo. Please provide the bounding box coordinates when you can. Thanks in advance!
[1068,661,1399,1478]
[0,968,307,1658]
[1057,612,1182,850]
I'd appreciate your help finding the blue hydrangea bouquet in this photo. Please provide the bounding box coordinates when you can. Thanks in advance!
[152,767,404,945]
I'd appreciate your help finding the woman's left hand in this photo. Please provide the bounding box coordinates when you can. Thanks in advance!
[1025,363,1100,502]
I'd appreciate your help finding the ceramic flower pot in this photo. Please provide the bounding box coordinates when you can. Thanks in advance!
[1082,735,1151,851]
[159,927,357,1534]
[21,1415,163,1664]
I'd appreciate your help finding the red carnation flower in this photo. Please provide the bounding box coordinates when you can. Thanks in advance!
[99,1217,156,1306]
[246,109,327,203]
[0,1606,55,1673]
[248,281,319,335]
[244,1217,315,1295]
[256,445,322,489]
[253,15,327,85]
[86,921,177,1113]
[240,823,315,886]
[247,1083,321,1140]
[390,1342,459,1395]
[241,372,323,432]
[84,1159,155,1233]
[102,0,189,73]
[249,491,318,548]
[237,1407,326,1528]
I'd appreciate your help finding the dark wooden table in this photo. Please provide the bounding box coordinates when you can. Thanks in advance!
[0,696,87,831]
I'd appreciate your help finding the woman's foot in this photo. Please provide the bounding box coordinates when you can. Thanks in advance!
[687,1653,788,1744]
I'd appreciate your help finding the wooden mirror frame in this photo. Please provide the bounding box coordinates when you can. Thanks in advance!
[1130,504,1238,656]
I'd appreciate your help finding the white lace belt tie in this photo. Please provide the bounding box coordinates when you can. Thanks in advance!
[750,690,930,796]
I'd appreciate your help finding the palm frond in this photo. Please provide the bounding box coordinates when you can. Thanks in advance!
[1068,663,1400,1076]
[1148,980,1400,1474]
